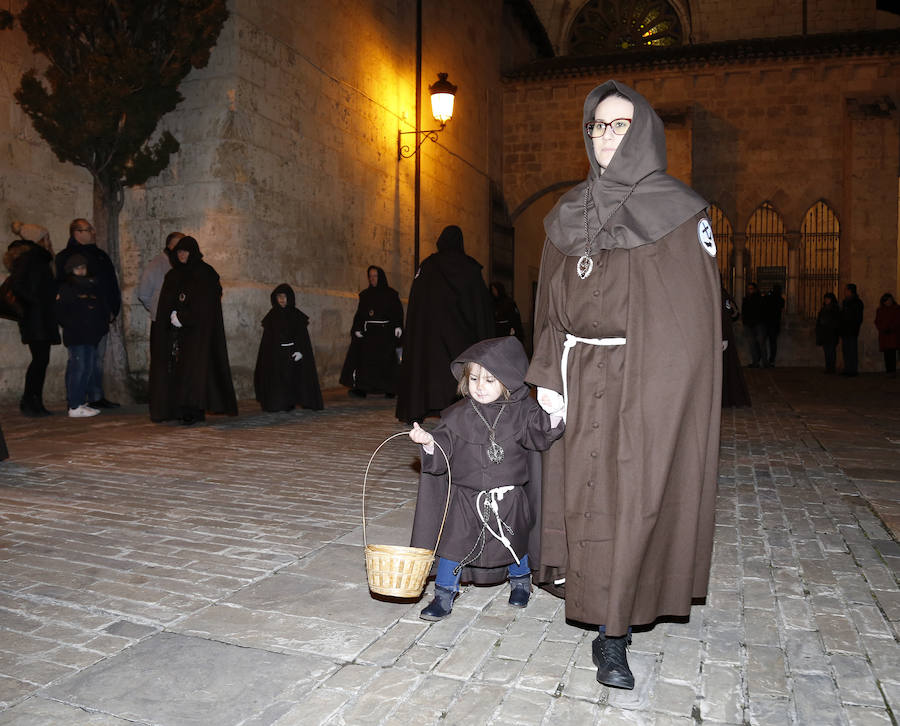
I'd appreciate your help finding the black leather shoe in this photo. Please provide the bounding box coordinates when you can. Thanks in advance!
[508,575,531,608]
[592,635,634,690]
[419,585,456,621]
[90,398,120,409]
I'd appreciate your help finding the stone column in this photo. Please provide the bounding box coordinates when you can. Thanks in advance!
[733,233,746,298]
[785,231,801,315]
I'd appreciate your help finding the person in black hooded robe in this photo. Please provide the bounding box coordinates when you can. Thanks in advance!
[0,423,8,461]
[721,284,751,407]
[255,283,323,411]
[339,266,403,397]
[490,281,525,342]
[156,236,238,424]
[395,225,494,423]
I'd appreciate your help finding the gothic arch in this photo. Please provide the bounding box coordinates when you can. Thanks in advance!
[745,201,788,297]
[562,0,693,56]
[799,199,840,318]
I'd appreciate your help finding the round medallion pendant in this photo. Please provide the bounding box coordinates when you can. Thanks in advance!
[576,255,594,280]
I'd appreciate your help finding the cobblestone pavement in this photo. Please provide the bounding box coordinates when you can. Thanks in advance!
[0,368,897,726]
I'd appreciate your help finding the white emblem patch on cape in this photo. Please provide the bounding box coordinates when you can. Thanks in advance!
[697,219,716,257]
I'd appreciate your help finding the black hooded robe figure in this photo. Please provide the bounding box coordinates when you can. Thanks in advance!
[339,266,403,396]
[255,283,323,411]
[0,423,8,461]
[722,286,751,407]
[490,281,525,342]
[156,236,238,424]
[395,225,494,423]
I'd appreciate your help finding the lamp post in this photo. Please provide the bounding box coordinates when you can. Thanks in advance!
[398,72,457,270]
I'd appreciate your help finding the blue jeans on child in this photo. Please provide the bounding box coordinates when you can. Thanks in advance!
[436,554,530,592]
[66,344,98,410]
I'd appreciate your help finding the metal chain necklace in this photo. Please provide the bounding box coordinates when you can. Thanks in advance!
[470,399,507,464]
[576,183,639,280]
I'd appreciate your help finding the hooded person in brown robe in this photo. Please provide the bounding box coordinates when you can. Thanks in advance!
[526,80,722,690]
[409,336,564,620]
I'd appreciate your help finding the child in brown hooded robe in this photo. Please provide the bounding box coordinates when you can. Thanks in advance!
[408,336,564,620]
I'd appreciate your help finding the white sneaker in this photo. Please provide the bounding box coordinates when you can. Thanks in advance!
[68,405,100,418]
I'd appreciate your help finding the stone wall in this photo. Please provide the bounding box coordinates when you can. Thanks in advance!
[503,53,900,371]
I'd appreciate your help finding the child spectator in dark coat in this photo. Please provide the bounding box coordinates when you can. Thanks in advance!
[55,255,109,418]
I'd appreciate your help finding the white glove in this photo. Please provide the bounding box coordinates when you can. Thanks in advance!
[722,340,728,351]
[394,327,402,338]
[537,387,565,414]
[354,330,363,339]
[170,311,182,328]
[291,351,303,361]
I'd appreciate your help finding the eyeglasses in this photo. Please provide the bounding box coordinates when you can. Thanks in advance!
[585,118,632,138]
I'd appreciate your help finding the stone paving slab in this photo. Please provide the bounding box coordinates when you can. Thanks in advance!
[0,371,898,725]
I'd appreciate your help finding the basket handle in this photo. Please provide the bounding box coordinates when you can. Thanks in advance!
[362,430,452,554]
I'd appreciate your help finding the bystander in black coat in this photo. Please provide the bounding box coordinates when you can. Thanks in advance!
[255,284,323,411]
[396,225,494,423]
[4,234,60,416]
[340,266,403,396]
[155,237,238,423]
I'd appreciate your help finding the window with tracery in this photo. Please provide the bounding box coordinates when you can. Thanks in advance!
[567,0,684,55]
[799,201,840,319]
[746,202,788,300]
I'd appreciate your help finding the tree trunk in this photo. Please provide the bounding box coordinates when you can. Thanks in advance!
[93,180,135,404]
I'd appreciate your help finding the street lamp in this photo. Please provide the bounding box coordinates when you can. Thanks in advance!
[397,73,457,160]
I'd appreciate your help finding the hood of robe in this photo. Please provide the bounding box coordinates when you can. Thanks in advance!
[451,336,530,403]
[173,236,203,266]
[271,283,296,309]
[544,80,707,255]
[436,225,464,254]
[367,266,390,289]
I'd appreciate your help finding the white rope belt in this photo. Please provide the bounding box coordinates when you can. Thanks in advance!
[474,485,520,564]
[561,333,626,416]
[363,319,390,330]
[280,342,295,347]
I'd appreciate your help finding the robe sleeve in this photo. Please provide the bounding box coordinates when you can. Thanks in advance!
[525,240,566,394]
[419,424,453,475]
[521,399,566,452]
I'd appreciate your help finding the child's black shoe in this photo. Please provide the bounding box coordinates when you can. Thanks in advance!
[508,574,531,608]
[419,585,456,621]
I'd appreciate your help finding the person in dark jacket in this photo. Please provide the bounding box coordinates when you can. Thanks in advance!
[874,292,900,377]
[340,266,403,397]
[254,283,323,411]
[155,236,238,424]
[408,336,564,621]
[490,281,524,342]
[815,292,841,373]
[396,225,494,423]
[839,283,864,376]
[762,284,785,366]
[5,223,60,416]
[56,255,109,418]
[54,219,121,408]
[721,285,751,407]
[741,282,766,367]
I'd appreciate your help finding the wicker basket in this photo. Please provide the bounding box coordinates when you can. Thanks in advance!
[363,431,451,598]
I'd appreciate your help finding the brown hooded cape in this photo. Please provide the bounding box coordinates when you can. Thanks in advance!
[526,80,722,634]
